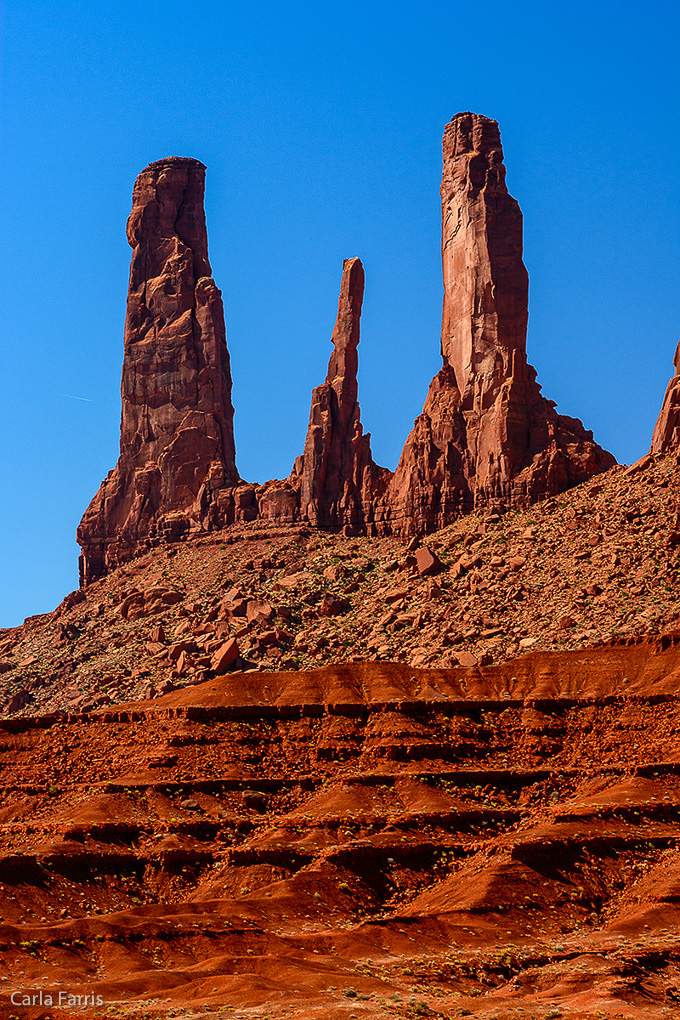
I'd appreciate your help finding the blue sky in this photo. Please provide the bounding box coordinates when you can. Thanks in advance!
[1,0,679,627]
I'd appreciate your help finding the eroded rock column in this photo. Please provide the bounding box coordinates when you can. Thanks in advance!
[293,257,388,530]
[384,112,615,532]
[77,157,239,583]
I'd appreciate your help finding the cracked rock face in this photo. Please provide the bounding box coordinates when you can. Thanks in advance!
[77,157,238,584]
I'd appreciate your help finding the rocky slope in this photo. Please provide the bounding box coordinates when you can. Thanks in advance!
[1,449,679,720]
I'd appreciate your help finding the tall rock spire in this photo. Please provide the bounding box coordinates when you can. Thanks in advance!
[294,258,387,530]
[650,339,680,454]
[440,111,528,409]
[386,113,615,531]
[77,157,238,583]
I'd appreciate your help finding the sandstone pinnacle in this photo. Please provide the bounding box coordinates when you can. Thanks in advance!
[650,338,680,454]
[77,156,238,583]
[295,257,387,530]
[383,112,615,532]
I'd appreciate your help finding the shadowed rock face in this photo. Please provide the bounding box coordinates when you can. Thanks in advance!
[650,339,680,454]
[77,157,238,584]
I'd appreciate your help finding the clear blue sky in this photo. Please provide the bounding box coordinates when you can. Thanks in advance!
[1,1,678,627]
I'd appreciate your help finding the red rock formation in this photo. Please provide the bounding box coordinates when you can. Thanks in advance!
[78,118,616,574]
[384,112,615,532]
[440,113,528,412]
[293,257,388,529]
[258,258,389,531]
[650,338,680,453]
[77,157,238,584]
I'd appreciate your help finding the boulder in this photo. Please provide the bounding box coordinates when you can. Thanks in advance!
[211,638,239,674]
[415,546,442,577]
[320,594,350,617]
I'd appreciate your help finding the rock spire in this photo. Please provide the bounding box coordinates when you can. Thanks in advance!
[294,257,386,529]
[650,339,680,454]
[440,112,528,410]
[77,157,238,583]
[383,112,615,531]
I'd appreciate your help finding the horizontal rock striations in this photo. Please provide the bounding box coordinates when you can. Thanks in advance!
[3,634,680,1016]
[77,157,240,584]
[650,338,680,454]
[381,112,615,533]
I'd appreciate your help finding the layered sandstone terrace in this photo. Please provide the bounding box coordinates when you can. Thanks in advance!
[77,113,615,584]
[1,638,680,1017]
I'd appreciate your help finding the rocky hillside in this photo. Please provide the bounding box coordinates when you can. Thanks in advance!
[1,450,679,719]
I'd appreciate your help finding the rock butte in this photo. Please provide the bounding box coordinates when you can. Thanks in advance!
[78,113,615,583]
